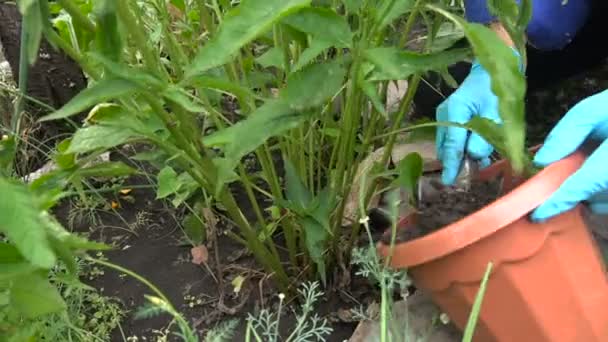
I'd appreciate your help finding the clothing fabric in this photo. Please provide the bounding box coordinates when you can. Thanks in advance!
[464,0,592,50]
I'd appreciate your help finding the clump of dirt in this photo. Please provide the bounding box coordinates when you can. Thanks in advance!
[383,179,501,244]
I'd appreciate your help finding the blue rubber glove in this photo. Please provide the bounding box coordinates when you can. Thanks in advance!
[531,89,608,222]
[436,59,500,185]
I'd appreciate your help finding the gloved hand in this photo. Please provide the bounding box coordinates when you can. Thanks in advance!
[531,89,608,222]
[436,59,501,185]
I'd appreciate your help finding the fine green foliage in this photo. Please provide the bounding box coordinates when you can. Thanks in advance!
[245,282,333,342]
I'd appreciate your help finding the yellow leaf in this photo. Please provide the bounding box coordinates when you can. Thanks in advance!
[111,201,120,209]
[232,275,246,294]
[119,188,133,195]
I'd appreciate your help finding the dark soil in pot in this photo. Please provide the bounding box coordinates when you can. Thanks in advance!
[381,179,502,244]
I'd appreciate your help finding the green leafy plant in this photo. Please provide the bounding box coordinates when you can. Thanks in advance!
[12,0,531,294]
[0,176,111,341]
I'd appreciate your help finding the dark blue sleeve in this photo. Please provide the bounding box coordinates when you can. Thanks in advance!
[464,0,592,50]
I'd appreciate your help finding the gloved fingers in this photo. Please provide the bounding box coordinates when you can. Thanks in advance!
[531,140,608,222]
[466,133,494,161]
[436,98,473,185]
[436,101,448,158]
[588,191,608,215]
[534,93,608,167]
[466,105,501,165]
[478,157,492,169]
[440,125,469,185]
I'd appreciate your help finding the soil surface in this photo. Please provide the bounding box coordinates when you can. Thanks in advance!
[53,164,365,341]
[383,179,502,244]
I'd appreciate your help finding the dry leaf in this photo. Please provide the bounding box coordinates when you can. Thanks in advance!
[167,3,183,20]
[190,245,209,265]
[342,141,439,226]
[119,188,133,195]
[202,207,218,240]
[111,201,120,209]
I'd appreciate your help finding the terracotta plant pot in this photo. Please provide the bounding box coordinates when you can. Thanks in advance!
[377,150,608,341]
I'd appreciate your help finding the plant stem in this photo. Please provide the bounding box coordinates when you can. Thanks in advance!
[57,0,96,33]
[87,256,171,303]
[197,0,214,35]
[399,0,424,48]
[44,22,100,80]
[12,20,29,135]
[116,0,166,79]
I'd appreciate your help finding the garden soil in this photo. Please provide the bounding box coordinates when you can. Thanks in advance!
[384,179,502,244]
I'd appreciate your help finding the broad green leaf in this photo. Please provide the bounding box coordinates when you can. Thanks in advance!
[364,47,472,81]
[357,63,388,117]
[342,0,364,13]
[44,215,109,251]
[0,243,37,281]
[487,0,531,62]
[0,179,55,268]
[48,234,78,276]
[284,159,312,209]
[40,78,139,121]
[0,242,24,263]
[187,74,256,111]
[170,0,186,12]
[205,60,346,189]
[0,263,37,281]
[428,21,465,53]
[19,0,43,65]
[301,217,327,284]
[186,0,311,78]
[10,273,66,318]
[28,170,70,210]
[0,135,16,173]
[182,213,206,245]
[256,47,285,69]
[85,103,166,135]
[156,166,179,199]
[17,0,38,14]
[465,117,507,157]
[53,139,76,169]
[283,7,353,47]
[376,0,414,31]
[208,101,313,190]
[292,39,332,72]
[308,187,333,234]
[76,161,138,178]
[171,173,198,207]
[396,152,423,198]
[281,58,347,110]
[162,85,206,113]
[93,0,122,62]
[67,125,140,154]
[429,5,527,172]
[88,53,166,90]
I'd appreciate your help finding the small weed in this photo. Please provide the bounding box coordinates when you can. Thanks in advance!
[204,319,239,342]
[67,194,105,229]
[130,210,154,231]
[245,282,332,342]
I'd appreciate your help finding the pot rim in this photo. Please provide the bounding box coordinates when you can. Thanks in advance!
[377,149,587,268]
